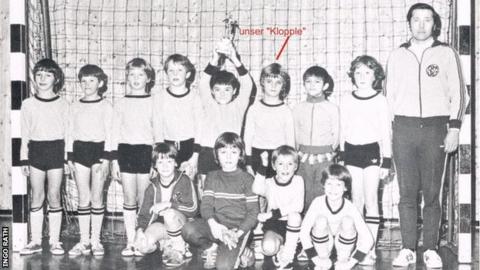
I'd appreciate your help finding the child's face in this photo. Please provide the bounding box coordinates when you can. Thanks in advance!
[353,64,375,90]
[34,71,56,93]
[80,76,103,97]
[263,76,284,99]
[155,156,176,179]
[304,75,327,97]
[166,62,190,88]
[324,178,347,201]
[217,145,240,172]
[410,9,434,41]
[212,84,234,105]
[273,154,297,183]
[127,67,150,92]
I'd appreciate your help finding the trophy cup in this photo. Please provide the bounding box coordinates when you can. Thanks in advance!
[217,14,239,67]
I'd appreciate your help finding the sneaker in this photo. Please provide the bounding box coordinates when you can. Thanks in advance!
[423,249,443,268]
[184,243,192,258]
[91,242,105,256]
[68,242,91,257]
[314,257,332,270]
[202,243,218,269]
[121,244,135,257]
[392,248,416,267]
[162,248,186,268]
[50,242,65,255]
[359,251,376,266]
[134,247,145,257]
[20,242,42,255]
[296,249,309,262]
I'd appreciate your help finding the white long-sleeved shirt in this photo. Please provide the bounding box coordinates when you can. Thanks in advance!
[20,95,69,163]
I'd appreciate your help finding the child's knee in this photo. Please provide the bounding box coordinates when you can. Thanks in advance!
[262,239,280,256]
[339,216,355,235]
[312,216,328,235]
[287,212,302,226]
[137,238,157,254]
[181,222,197,242]
[163,209,186,226]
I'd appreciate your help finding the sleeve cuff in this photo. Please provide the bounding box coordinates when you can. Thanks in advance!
[449,119,462,129]
[193,143,202,153]
[67,152,74,161]
[257,165,267,176]
[381,157,392,169]
[271,209,282,220]
[236,65,248,76]
[20,160,29,166]
[305,247,318,259]
[204,64,220,75]
[246,155,252,166]
[352,250,367,262]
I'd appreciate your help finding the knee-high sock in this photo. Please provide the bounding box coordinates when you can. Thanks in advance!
[48,207,63,244]
[168,229,185,253]
[253,222,264,257]
[123,204,137,244]
[311,232,330,259]
[77,206,91,244]
[280,224,301,263]
[335,233,357,261]
[90,206,105,244]
[30,206,44,244]
[365,215,380,246]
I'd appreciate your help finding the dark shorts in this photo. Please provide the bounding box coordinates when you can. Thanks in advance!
[72,141,104,168]
[251,147,275,178]
[118,144,152,174]
[165,138,194,165]
[262,219,288,239]
[28,140,65,171]
[344,142,380,169]
[197,147,220,175]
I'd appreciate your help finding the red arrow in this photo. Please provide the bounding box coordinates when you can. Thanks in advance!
[275,35,291,60]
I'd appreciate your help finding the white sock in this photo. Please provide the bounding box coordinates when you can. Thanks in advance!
[365,215,380,245]
[168,229,185,253]
[335,233,356,261]
[30,206,44,244]
[48,207,63,244]
[77,206,91,244]
[281,224,301,262]
[123,204,137,244]
[90,206,105,244]
[311,232,330,259]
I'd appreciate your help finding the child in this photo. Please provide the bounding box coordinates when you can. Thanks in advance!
[19,59,69,255]
[252,146,304,270]
[182,132,259,270]
[340,55,391,265]
[244,63,295,178]
[197,39,254,193]
[67,64,112,257]
[111,58,162,256]
[300,164,374,270]
[293,66,339,213]
[156,54,202,180]
[134,143,197,267]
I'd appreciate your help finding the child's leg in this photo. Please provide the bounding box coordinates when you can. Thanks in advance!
[181,219,216,250]
[346,165,365,214]
[335,216,357,261]
[74,163,92,245]
[136,173,151,208]
[162,208,187,252]
[311,216,332,261]
[139,223,168,254]
[46,168,64,245]
[121,173,138,245]
[29,167,47,244]
[261,231,283,256]
[281,213,302,263]
[363,166,381,246]
[90,163,106,245]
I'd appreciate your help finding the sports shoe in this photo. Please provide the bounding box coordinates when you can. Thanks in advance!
[392,248,416,267]
[359,251,376,266]
[202,243,218,269]
[273,253,293,270]
[50,242,65,255]
[68,242,91,256]
[134,247,145,257]
[314,257,332,270]
[19,242,42,255]
[423,249,443,268]
[121,243,135,257]
[91,242,105,256]
[162,247,186,267]
[296,249,309,262]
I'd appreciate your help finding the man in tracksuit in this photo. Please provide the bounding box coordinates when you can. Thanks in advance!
[385,3,467,268]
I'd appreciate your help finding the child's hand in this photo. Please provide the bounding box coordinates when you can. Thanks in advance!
[246,165,255,176]
[334,258,357,270]
[67,161,76,179]
[207,218,228,240]
[111,160,121,182]
[149,202,171,215]
[21,165,30,176]
[222,229,240,250]
[257,211,272,222]
[260,151,269,167]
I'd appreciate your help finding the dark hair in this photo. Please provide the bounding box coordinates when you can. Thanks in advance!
[152,143,178,167]
[348,55,385,91]
[303,66,334,98]
[213,132,245,166]
[260,63,291,100]
[164,54,196,88]
[209,70,240,102]
[33,58,64,93]
[78,64,108,95]
[407,3,442,39]
[126,58,156,93]
[271,145,299,166]
[320,164,352,200]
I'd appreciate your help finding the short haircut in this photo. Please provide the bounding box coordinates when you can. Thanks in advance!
[152,143,178,167]
[259,63,291,100]
[33,58,65,94]
[164,54,196,88]
[213,132,245,166]
[271,145,299,166]
[78,64,108,95]
[303,66,334,98]
[320,164,352,200]
[407,3,442,39]
[348,55,385,91]
[126,58,156,93]
[209,70,240,101]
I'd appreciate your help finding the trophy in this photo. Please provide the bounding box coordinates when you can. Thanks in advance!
[217,14,239,67]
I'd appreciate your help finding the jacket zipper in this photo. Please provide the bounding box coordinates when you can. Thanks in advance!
[406,47,429,119]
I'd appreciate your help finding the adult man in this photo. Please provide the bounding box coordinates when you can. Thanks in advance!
[385,3,467,268]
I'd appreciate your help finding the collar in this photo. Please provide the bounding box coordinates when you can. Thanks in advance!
[34,94,60,102]
[260,100,284,107]
[274,175,294,186]
[326,196,345,215]
[80,98,103,103]
[306,95,325,103]
[400,38,446,48]
[167,87,190,98]
[352,90,381,100]
[124,94,151,98]
[154,170,183,189]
